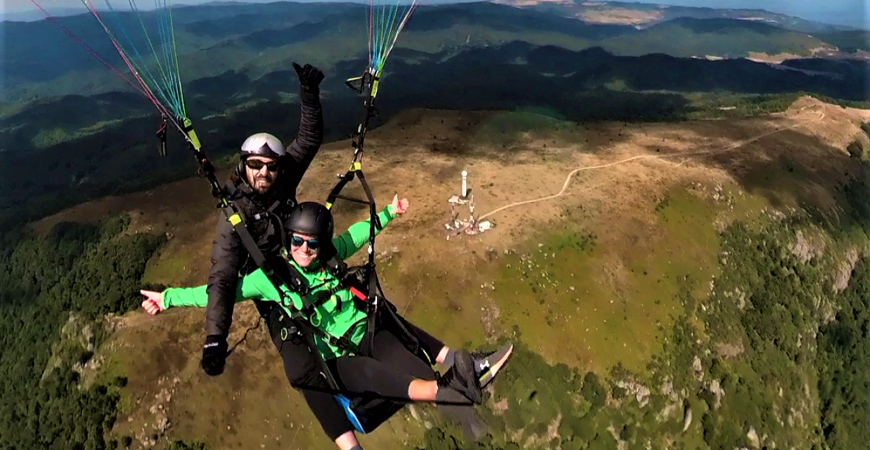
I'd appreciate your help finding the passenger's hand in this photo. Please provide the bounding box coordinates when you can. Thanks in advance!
[292,62,324,91]
[201,335,229,377]
[391,194,409,214]
[140,290,165,315]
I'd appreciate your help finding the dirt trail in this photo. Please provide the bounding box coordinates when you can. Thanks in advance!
[479,106,827,221]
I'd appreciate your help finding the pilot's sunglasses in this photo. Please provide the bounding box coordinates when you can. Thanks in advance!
[245,159,279,171]
[290,236,321,250]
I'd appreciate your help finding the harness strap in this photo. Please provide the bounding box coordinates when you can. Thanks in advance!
[328,317,367,354]
[223,206,272,274]
[279,306,366,356]
[300,284,345,319]
[253,197,290,221]
[324,254,349,279]
[278,308,363,373]
[295,316,341,391]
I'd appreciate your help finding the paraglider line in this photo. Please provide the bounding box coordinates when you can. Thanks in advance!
[149,0,178,111]
[81,0,166,111]
[367,1,416,75]
[99,0,178,115]
[167,0,187,116]
[368,0,374,67]
[82,1,145,84]
[106,0,178,114]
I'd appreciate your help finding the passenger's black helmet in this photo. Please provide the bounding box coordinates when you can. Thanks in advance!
[285,202,334,241]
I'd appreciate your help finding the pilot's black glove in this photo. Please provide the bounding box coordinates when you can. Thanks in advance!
[201,334,228,376]
[292,62,325,92]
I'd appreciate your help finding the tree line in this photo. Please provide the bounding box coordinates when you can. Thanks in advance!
[0,215,165,449]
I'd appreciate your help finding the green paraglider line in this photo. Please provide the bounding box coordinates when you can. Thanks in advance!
[370,4,383,69]
[80,0,172,112]
[130,0,168,93]
[88,0,185,117]
[99,0,183,116]
[167,0,187,117]
[155,0,181,115]
[368,1,416,75]
[96,0,178,116]
[130,0,182,116]
[385,3,416,67]
[381,2,402,54]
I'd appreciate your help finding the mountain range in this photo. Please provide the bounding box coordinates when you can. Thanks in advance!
[493,0,862,33]
[1,0,868,227]
[2,1,868,103]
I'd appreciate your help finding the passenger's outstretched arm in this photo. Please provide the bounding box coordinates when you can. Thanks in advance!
[141,268,286,314]
[332,195,409,260]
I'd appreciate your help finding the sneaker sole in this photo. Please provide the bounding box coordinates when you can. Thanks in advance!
[454,351,483,404]
[478,343,514,387]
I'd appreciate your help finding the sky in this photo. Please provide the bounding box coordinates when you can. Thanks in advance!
[3,0,868,28]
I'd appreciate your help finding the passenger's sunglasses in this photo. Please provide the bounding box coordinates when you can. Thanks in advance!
[290,235,321,250]
[245,159,279,171]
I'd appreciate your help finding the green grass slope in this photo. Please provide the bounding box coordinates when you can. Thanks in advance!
[599,17,832,57]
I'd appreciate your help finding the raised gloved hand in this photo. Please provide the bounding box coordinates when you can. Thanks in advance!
[201,334,228,376]
[292,62,324,92]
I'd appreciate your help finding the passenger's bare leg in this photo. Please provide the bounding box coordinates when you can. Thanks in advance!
[436,346,450,364]
[335,431,361,450]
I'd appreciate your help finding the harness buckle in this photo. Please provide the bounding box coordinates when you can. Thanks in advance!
[309,309,322,327]
[334,335,357,354]
[280,322,298,341]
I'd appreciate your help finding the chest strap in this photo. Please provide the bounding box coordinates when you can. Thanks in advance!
[299,284,346,321]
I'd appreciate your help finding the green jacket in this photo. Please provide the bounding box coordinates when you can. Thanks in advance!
[163,206,397,359]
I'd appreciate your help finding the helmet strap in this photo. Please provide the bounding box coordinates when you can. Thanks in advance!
[237,155,248,185]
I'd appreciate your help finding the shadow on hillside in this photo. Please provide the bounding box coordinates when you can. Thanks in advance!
[1,92,152,152]
[696,128,868,230]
